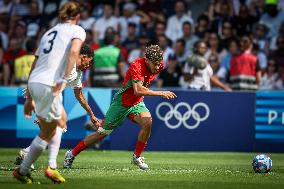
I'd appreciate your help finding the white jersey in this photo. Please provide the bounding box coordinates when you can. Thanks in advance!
[67,65,83,89]
[184,63,213,91]
[29,23,86,86]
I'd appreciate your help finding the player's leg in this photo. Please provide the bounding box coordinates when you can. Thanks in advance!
[13,83,64,183]
[64,100,127,168]
[128,102,152,170]
[14,119,57,183]
[47,108,66,170]
[132,112,152,170]
[14,119,43,169]
[63,129,107,169]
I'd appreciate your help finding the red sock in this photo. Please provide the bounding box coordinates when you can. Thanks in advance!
[72,141,87,156]
[134,141,147,157]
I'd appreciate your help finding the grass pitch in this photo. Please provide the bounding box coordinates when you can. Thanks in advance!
[0,148,283,189]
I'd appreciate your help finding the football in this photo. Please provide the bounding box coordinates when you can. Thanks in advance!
[252,154,272,173]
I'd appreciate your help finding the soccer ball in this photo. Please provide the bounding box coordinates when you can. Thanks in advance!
[252,154,272,173]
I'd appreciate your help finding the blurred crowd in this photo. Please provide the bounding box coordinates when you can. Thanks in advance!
[0,0,284,90]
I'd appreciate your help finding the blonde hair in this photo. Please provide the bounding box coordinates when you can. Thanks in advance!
[58,2,81,22]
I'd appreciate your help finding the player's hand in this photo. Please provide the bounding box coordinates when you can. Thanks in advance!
[24,99,35,119]
[91,116,101,129]
[52,80,67,96]
[160,91,177,100]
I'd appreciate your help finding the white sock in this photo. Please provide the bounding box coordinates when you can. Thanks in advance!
[23,146,31,153]
[48,127,63,169]
[20,136,48,175]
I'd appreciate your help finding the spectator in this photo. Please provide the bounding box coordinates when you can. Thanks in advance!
[195,14,210,39]
[93,4,119,41]
[208,53,220,75]
[182,21,199,55]
[157,54,182,87]
[259,0,284,39]
[157,34,174,67]
[253,23,269,53]
[165,0,194,43]
[122,23,139,52]
[78,5,95,30]
[275,65,284,89]
[11,0,30,17]
[270,21,284,51]
[174,38,189,66]
[211,1,235,36]
[90,32,125,87]
[24,1,42,38]
[41,0,61,26]
[137,0,165,41]
[179,40,230,91]
[259,59,278,90]
[14,38,37,86]
[269,35,284,68]
[128,35,149,64]
[208,0,233,22]
[220,20,237,51]
[85,30,100,51]
[151,21,166,42]
[248,0,266,19]
[9,21,27,48]
[205,32,221,61]
[229,36,261,91]
[253,43,268,71]
[0,21,8,50]
[118,3,143,42]
[113,32,128,63]
[217,39,239,82]
[99,26,115,46]
[0,0,13,15]
[234,4,258,36]
[2,38,26,85]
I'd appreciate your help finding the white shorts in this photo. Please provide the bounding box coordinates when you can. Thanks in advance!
[28,83,63,122]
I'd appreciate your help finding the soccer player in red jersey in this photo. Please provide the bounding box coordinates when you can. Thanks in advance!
[64,45,177,170]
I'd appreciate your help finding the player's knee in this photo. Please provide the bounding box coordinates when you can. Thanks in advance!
[141,119,152,130]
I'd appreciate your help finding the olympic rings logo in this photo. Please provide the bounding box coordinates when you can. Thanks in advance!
[156,102,210,129]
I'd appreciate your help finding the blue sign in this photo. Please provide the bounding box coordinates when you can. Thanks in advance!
[0,87,283,152]
[110,91,256,151]
[255,92,284,142]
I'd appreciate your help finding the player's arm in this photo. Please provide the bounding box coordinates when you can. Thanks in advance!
[53,39,83,96]
[23,56,38,118]
[65,39,83,79]
[132,82,176,99]
[255,60,262,86]
[73,87,100,127]
[210,75,232,91]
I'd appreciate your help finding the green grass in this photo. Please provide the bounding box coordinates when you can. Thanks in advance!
[0,148,284,189]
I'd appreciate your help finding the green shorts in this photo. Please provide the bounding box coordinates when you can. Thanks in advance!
[99,100,149,135]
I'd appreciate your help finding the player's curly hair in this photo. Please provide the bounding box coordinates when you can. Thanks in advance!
[145,45,163,63]
[80,44,93,58]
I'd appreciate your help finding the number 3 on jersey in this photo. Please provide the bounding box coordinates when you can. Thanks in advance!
[43,31,57,54]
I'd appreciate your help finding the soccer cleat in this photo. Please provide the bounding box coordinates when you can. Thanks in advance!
[63,150,75,169]
[132,155,149,170]
[14,149,35,170]
[45,166,65,183]
[13,168,33,184]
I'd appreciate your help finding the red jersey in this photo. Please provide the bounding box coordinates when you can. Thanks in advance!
[117,57,164,107]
